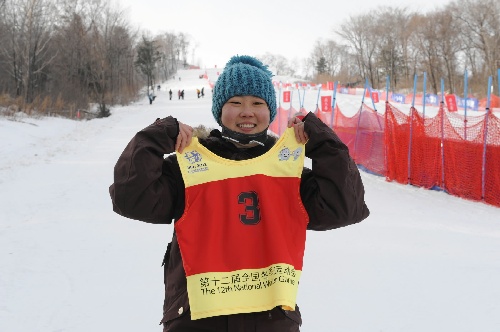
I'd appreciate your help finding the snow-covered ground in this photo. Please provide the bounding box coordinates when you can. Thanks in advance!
[1,68,499,332]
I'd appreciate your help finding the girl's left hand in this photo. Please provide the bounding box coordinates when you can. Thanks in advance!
[176,121,194,153]
[288,117,308,144]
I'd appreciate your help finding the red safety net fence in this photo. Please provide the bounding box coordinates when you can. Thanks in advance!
[270,102,500,208]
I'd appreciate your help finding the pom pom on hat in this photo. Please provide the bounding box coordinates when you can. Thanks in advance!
[211,55,276,125]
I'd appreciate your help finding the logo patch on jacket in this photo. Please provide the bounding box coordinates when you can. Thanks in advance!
[183,150,209,174]
[278,147,303,161]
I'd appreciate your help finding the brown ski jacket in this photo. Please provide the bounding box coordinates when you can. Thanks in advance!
[109,112,369,330]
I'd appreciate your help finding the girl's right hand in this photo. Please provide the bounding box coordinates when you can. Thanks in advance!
[176,121,193,153]
[287,116,308,144]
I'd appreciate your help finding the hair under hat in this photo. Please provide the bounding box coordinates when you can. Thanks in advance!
[211,55,276,126]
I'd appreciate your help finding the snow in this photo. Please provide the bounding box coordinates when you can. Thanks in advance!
[1,68,500,332]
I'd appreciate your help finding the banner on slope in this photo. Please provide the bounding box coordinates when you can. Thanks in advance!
[445,94,458,112]
[283,91,291,103]
[321,96,332,112]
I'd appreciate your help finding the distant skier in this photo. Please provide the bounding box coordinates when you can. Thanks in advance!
[148,93,156,105]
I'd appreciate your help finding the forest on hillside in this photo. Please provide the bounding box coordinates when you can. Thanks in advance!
[0,0,498,118]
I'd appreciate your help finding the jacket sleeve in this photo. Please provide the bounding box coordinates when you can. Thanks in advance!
[301,112,370,230]
[109,116,183,224]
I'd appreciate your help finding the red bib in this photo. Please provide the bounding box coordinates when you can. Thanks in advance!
[176,128,308,319]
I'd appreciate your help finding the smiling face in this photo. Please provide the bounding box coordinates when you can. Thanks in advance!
[220,96,271,134]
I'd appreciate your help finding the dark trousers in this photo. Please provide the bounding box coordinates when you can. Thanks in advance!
[163,307,300,332]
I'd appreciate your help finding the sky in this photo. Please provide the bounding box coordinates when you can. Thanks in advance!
[1,68,499,331]
[117,0,450,69]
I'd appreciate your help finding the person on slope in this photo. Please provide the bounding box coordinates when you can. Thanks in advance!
[109,55,370,332]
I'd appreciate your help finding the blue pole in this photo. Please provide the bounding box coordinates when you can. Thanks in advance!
[411,74,418,107]
[297,85,303,110]
[353,79,368,160]
[288,90,294,120]
[384,75,390,176]
[486,76,492,109]
[408,106,415,184]
[301,86,306,110]
[353,102,364,162]
[440,78,445,190]
[408,74,417,184]
[464,70,468,140]
[331,81,338,128]
[385,75,390,102]
[315,84,322,113]
[278,83,282,108]
[498,69,500,97]
[278,84,282,134]
[423,72,427,118]
[370,86,378,112]
[441,77,445,103]
[368,80,382,130]
[464,70,469,115]
[361,78,368,105]
[481,76,493,199]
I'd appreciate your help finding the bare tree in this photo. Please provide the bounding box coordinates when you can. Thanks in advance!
[309,39,349,80]
[176,32,190,68]
[324,40,346,77]
[453,0,500,90]
[337,12,379,87]
[301,57,315,81]
[371,7,411,90]
[432,7,463,94]
[288,57,300,77]
[1,0,58,103]
[0,0,187,117]
[49,0,136,115]
[0,1,9,90]
[414,12,445,94]
[135,35,161,96]
[156,32,184,81]
[51,11,91,107]
[260,53,291,76]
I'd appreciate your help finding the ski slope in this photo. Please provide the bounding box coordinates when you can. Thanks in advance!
[1,68,499,332]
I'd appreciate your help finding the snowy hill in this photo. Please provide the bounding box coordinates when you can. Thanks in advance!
[1,68,500,332]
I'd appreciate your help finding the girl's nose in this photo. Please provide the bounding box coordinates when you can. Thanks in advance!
[239,105,254,116]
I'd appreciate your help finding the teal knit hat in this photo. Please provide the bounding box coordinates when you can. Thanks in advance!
[211,55,276,125]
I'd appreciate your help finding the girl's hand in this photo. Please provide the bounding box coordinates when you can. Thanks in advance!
[176,122,193,153]
[287,117,308,144]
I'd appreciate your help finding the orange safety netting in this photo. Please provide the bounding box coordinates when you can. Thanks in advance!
[480,94,500,108]
[270,102,500,208]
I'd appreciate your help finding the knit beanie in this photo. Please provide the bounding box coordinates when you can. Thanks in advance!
[211,55,276,125]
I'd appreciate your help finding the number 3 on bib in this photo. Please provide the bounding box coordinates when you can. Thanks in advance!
[238,191,261,225]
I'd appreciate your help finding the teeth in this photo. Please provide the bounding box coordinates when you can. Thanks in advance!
[239,124,255,128]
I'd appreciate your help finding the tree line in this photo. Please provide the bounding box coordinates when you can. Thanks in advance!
[307,0,499,97]
[1,0,498,119]
[0,0,189,118]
